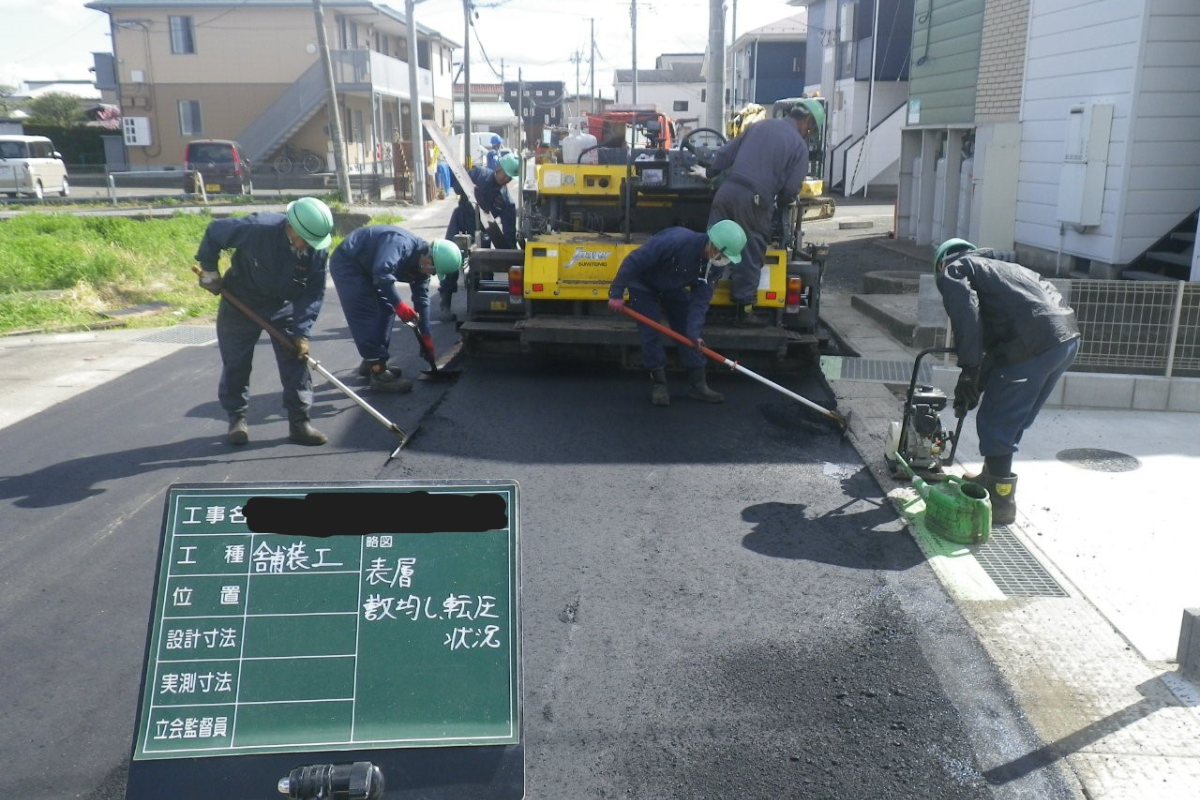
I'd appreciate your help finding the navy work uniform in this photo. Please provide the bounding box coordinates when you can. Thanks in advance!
[608,227,721,371]
[329,225,434,365]
[705,118,808,307]
[195,212,327,425]
[441,165,517,304]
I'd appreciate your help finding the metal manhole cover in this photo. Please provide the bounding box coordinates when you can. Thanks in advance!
[1056,448,1141,472]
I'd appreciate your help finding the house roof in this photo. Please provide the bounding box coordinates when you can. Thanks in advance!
[734,11,808,45]
[453,101,518,125]
[614,61,704,84]
[84,0,458,44]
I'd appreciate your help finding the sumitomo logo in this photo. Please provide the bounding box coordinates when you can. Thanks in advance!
[565,248,611,269]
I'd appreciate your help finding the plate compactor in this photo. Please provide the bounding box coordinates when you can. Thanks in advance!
[884,347,965,480]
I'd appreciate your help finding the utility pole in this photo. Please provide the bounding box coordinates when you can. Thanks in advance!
[705,0,724,130]
[311,0,352,201]
[462,0,472,167]
[571,50,582,116]
[630,0,637,104]
[590,19,596,112]
[404,0,427,205]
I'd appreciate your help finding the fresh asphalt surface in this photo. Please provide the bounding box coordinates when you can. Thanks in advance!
[0,198,1079,799]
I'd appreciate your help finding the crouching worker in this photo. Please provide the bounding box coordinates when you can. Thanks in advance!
[934,238,1081,525]
[607,220,747,406]
[194,197,335,447]
[329,225,463,394]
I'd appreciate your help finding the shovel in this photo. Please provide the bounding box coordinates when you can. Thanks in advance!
[193,266,413,461]
[401,314,461,381]
[617,304,848,432]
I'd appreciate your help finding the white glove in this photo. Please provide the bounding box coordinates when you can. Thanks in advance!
[689,164,708,179]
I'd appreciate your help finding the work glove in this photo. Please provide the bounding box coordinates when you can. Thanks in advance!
[607,298,625,312]
[420,333,435,359]
[954,364,982,415]
[198,270,223,295]
[394,301,418,323]
[292,336,310,361]
[688,164,708,179]
[776,192,796,209]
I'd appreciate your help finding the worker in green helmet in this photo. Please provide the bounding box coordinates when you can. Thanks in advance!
[194,196,334,447]
[440,150,521,319]
[705,97,823,327]
[608,220,748,406]
[329,225,463,394]
[934,238,1082,525]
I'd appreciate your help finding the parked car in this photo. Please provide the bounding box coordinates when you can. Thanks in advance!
[183,139,253,195]
[0,135,70,199]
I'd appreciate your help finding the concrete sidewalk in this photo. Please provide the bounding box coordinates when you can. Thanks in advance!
[821,249,1200,798]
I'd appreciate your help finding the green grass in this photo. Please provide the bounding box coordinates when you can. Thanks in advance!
[0,208,400,335]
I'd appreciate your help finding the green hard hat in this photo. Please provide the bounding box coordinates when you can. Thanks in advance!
[934,238,976,272]
[498,152,521,179]
[708,219,747,264]
[429,239,463,278]
[285,197,334,250]
[791,97,826,133]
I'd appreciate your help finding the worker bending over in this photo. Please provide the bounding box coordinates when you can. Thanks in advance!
[608,220,748,406]
[935,238,1081,525]
[329,225,463,394]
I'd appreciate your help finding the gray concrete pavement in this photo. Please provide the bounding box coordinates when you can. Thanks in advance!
[2,197,1199,797]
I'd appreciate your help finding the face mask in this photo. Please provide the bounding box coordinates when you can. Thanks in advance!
[703,259,729,284]
[710,253,731,267]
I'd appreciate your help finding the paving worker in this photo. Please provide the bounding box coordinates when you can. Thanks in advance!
[483,133,504,171]
[705,98,823,327]
[934,238,1082,525]
[329,225,463,394]
[607,220,748,406]
[195,197,335,447]
[438,152,521,319]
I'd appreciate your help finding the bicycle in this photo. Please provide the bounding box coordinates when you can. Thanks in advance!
[273,144,324,174]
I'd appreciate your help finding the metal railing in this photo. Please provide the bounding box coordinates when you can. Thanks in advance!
[1070,279,1200,378]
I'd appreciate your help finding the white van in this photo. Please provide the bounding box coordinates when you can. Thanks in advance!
[0,135,70,199]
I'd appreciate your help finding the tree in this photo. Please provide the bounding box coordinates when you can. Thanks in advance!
[26,93,86,127]
[0,85,17,118]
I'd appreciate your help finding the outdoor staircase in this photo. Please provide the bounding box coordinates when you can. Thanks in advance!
[236,61,328,166]
[1121,209,1199,281]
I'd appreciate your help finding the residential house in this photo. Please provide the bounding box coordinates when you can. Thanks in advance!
[727,12,808,111]
[895,0,1200,280]
[614,55,707,136]
[85,0,458,174]
[789,0,915,195]
[453,82,518,156]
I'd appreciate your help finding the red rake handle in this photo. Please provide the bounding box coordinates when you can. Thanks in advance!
[617,304,731,367]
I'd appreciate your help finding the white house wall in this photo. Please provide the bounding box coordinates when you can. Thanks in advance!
[1019,0,1200,271]
[613,82,708,131]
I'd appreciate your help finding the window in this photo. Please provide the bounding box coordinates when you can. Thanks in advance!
[169,16,195,54]
[178,100,202,136]
[673,101,689,112]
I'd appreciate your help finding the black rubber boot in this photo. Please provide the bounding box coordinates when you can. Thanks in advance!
[227,413,249,446]
[983,473,1018,525]
[734,303,766,328]
[437,291,455,322]
[367,360,413,394]
[685,368,723,403]
[649,368,670,406]
[288,417,328,446]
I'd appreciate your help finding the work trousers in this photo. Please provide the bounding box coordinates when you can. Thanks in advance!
[708,182,772,306]
[216,298,313,420]
[976,337,1080,458]
[628,284,706,371]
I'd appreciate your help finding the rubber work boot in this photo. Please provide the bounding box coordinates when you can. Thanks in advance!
[734,303,766,328]
[367,360,413,394]
[982,473,1018,526]
[437,292,454,322]
[288,418,328,446]
[685,368,724,403]
[227,414,249,446]
[649,368,670,407]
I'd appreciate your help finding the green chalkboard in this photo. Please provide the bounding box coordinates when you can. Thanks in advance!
[130,482,521,763]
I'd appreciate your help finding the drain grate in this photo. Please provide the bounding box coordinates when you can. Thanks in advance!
[1057,448,1141,473]
[821,356,931,384]
[974,525,1069,598]
[133,326,217,346]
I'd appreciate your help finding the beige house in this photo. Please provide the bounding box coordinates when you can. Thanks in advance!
[86,0,458,173]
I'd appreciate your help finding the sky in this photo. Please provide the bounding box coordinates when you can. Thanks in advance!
[1,0,804,95]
